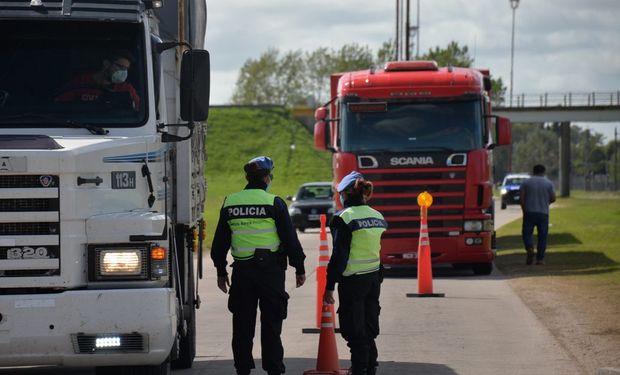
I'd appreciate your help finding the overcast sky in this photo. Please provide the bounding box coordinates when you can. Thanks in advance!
[205,0,620,142]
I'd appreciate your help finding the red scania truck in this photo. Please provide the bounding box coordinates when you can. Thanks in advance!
[313,61,511,275]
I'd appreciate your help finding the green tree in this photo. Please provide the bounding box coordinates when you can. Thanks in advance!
[490,76,507,107]
[330,43,375,74]
[420,40,473,67]
[376,39,396,66]
[273,50,308,106]
[305,47,334,105]
[231,49,280,105]
[512,124,559,176]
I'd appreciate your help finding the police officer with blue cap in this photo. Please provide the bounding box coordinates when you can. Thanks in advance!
[211,156,306,375]
[323,171,387,375]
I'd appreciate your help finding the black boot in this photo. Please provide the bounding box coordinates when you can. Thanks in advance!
[367,367,377,375]
[347,367,367,375]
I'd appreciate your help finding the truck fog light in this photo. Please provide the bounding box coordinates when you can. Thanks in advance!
[465,238,474,245]
[474,238,483,245]
[96,336,121,348]
[101,250,141,275]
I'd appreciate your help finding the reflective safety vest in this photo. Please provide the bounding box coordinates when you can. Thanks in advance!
[337,205,387,276]
[224,189,281,260]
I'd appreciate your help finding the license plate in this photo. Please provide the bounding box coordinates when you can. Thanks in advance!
[403,253,417,259]
[308,214,320,221]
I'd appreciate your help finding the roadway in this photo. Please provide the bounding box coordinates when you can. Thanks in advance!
[0,202,583,375]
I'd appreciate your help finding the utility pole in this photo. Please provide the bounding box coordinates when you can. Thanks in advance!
[405,0,410,60]
[509,0,520,107]
[395,0,400,60]
[416,0,420,58]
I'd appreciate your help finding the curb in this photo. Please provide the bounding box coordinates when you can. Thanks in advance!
[597,368,620,375]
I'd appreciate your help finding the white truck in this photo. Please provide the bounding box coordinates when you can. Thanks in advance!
[0,1,210,374]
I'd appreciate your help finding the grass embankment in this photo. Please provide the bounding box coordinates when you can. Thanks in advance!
[495,191,620,282]
[204,106,332,247]
[495,191,620,372]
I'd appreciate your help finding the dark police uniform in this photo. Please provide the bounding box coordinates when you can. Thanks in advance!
[211,181,305,375]
[326,203,387,375]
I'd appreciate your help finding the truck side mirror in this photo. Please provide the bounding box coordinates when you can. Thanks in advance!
[495,116,512,146]
[180,49,210,122]
[315,106,327,121]
[314,120,327,151]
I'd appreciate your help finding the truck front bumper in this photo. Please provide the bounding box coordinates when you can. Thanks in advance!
[0,288,176,367]
[381,233,494,266]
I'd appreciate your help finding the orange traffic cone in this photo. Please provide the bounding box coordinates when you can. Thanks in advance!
[407,192,445,298]
[303,304,349,375]
[303,215,340,334]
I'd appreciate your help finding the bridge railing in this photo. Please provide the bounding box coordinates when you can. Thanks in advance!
[504,91,620,108]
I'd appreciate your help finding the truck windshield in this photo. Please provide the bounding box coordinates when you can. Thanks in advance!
[0,20,146,128]
[340,99,484,152]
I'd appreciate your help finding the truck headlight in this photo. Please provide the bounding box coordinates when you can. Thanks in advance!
[89,245,148,281]
[464,220,482,232]
[288,207,301,216]
[500,188,507,195]
[463,220,493,232]
[101,250,141,275]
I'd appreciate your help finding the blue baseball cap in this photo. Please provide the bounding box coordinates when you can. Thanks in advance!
[337,171,363,192]
[244,156,274,173]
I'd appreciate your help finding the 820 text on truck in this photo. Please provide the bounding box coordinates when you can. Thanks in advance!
[0,0,210,374]
[314,61,512,275]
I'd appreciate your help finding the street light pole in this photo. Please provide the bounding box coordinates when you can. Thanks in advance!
[509,0,520,107]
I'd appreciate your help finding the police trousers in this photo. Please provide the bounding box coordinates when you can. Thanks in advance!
[228,257,289,374]
[337,271,382,375]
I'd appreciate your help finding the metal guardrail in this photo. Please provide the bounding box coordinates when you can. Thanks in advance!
[502,91,620,108]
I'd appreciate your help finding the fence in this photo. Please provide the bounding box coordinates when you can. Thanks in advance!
[505,91,620,108]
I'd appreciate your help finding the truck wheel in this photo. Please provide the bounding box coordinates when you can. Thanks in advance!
[171,225,196,370]
[472,262,493,275]
[501,202,507,210]
[171,271,196,369]
[298,227,305,233]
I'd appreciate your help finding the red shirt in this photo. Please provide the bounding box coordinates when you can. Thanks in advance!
[56,72,140,108]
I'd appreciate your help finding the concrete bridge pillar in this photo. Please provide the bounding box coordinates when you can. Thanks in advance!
[559,122,571,197]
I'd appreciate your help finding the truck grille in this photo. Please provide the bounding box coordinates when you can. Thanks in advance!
[0,175,60,277]
[364,167,466,239]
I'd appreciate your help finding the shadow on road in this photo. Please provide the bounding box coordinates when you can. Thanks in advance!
[497,232,582,248]
[383,265,494,279]
[186,357,457,374]
[495,250,620,278]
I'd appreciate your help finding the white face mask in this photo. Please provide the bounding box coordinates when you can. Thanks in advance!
[111,69,128,83]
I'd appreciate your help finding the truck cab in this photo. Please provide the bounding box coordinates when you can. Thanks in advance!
[0,1,209,373]
[314,61,511,275]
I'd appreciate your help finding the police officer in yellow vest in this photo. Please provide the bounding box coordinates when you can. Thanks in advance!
[323,171,387,375]
[211,156,306,375]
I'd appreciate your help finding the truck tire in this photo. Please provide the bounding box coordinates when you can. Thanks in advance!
[501,201,507,210]
[171,262,196,369]
[96,356,171,375]
[171,225,196,370]
[472,262,493,275]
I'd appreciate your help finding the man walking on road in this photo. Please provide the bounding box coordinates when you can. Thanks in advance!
[211,156,306,375]
[520,164,556,265]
